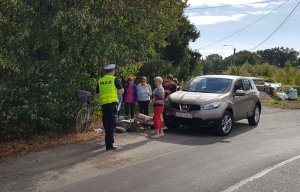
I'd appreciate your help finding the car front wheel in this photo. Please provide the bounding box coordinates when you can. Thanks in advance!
[216,111,233,136]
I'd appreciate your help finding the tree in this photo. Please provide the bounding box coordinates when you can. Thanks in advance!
[296,58,300,68]
[224,50,261,66]
[0,0,189,140]
[203,54,224,74]
[159,15,202,80]
[256,47,299,67]
[224,63,300,86]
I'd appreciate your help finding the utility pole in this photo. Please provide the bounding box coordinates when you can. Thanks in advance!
[224,45,236,66]
[233,47,236,66]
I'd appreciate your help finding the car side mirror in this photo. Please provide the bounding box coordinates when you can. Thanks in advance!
[235,90,246,96]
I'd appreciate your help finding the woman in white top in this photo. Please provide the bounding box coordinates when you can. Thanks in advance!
[137,76,152,115]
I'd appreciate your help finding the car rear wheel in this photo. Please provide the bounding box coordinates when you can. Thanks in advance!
[248,105,260,126]
[163,113,180,130]
[216,111,233,136]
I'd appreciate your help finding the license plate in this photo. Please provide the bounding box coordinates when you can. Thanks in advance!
[175,112,193,119]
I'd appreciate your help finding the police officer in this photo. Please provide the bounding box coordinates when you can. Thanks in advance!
[96,64,124,151]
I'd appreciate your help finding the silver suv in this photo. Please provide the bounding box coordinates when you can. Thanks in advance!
[163,75,261,136]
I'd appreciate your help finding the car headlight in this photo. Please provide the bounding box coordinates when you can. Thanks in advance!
[203,101,221,110]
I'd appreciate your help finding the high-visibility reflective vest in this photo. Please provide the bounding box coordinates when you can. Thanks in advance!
[98,75,118,105]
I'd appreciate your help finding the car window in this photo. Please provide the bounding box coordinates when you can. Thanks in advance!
[183,78,232,94]
[243,79,253,91]
[253,79,265,85]
[234,80,244,91]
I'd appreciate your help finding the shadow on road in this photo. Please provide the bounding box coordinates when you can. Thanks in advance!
[120,138,151,151]
[157,121,257,146]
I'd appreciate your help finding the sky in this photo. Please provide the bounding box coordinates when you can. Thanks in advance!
[185,0,300,58]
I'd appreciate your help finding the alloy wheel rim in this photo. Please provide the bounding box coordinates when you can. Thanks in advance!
[222,115,232,133]
[254,107,260,123]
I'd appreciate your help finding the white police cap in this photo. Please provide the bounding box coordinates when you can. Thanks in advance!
[104,64,116,70]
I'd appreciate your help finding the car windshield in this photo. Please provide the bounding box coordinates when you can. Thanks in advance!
[182,78,232,93]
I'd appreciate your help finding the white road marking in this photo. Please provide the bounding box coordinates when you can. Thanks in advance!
[222,154,300,192]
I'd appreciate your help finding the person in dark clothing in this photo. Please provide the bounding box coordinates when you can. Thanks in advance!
[163,74,177,99]
[96,64,124,151]
[173,78,181,91]
[123,76,138,119]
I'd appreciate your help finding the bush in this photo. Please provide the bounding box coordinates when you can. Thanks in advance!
[224,63,300,86]
[137,60,173,85]
[0,1,189,140]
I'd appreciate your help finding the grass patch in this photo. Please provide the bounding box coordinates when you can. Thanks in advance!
[263,96,300,109]
[263,99,287,105]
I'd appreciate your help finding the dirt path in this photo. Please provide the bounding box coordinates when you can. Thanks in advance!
[0,131,102,160]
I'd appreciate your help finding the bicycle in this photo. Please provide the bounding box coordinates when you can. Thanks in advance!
[75,90,93,133]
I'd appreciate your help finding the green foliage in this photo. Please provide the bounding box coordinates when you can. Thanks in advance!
[224,63,300,86]
[203,54,225,74]
[187,50,203,78]
[224,50,261,66]
[263,99,287,105]
[117,62,144,81]
[205,48,299,75]
[272,64,300,86]
[295,72,300,86]
[137,60,173,85]
[257,47,299,67]
[0,0,192,140]
[225,65,250,76]
[159,16,202,81]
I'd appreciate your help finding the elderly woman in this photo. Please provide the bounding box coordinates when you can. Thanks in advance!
[137,76,152,116]
[151,76,165,139]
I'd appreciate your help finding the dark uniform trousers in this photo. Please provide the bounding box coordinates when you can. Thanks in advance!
[102,102,117,149]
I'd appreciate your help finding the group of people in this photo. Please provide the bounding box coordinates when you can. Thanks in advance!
[121,74,178,119]
[97,64,179,150]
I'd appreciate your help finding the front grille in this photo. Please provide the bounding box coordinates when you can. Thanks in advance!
[171,103,201,111]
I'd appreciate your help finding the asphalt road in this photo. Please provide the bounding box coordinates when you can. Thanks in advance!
[1,106,300,192]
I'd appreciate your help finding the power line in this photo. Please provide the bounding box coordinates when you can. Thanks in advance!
[186,0,281,10]
[198,0,290,50]
[251,0,300,50]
